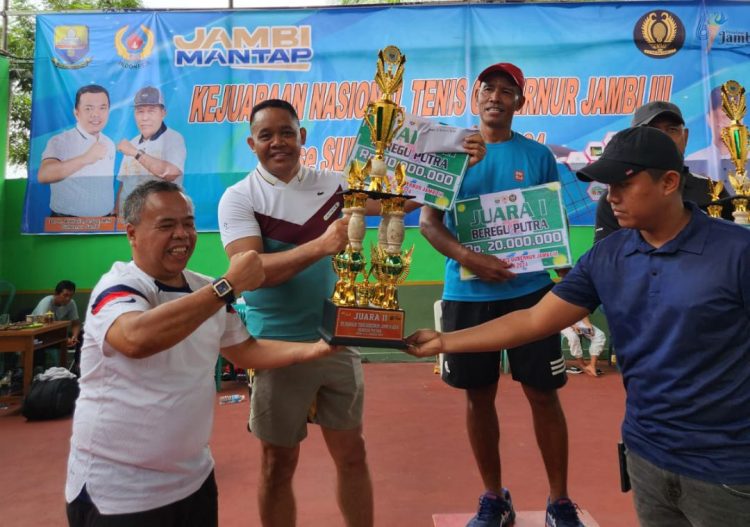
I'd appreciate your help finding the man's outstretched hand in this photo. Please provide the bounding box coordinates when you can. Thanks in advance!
[404,329,444,357]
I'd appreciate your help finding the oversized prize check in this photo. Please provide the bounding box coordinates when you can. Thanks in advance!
[454,182,572,278]
[346,113,469,211]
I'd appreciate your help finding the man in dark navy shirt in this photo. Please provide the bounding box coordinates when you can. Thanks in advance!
[406,127,750,527]
[595,101,732,242]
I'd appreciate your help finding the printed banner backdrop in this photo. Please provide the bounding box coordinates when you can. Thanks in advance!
[23,1,750,234]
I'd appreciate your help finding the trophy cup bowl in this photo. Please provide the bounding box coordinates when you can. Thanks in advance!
[365,100,405,156]
[364,101,405,193]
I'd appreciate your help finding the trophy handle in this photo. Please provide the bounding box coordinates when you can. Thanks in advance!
[393,107,405,136]
[364,102,378,144]
[346,160,365,191]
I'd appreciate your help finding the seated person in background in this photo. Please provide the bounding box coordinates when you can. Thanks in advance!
[561,315,606,377]
[32,279,81,348]
[32,280,81,369]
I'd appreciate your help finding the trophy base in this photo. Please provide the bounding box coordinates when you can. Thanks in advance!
[340,189,415,201]
[732,210,750,225]
[319,299,406,349]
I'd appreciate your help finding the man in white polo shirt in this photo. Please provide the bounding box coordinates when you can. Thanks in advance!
[218,99,486,527]
[38,84,116,217]
[65,180,337,527]
[116,86,187,211]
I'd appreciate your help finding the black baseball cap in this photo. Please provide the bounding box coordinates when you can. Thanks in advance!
[631,101,684,127]
[577,127,684,184]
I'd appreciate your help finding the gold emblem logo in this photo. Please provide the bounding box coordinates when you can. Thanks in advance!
[114,24,155,63]
[634,11,685,58]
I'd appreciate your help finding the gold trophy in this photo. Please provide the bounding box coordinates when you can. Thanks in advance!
[720,80,750,224]
[319,46,413,348]
[706,179,724,218]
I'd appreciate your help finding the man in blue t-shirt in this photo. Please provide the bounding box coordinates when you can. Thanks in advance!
[419,62,583,527]
[408,126,750,527]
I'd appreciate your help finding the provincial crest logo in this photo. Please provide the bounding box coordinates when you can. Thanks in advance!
[634,10,686,58]
[115,24,155,66]
[52,25,91,69]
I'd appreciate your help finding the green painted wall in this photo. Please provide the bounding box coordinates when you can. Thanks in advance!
[2,179,595,292]
[3,179,132,291]
[0,56,9,274]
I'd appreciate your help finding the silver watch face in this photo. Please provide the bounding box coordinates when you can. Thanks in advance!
[214,279,231,296]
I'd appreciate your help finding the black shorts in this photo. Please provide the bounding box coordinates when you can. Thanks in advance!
[66,471,217,527]
[440,285,566,391]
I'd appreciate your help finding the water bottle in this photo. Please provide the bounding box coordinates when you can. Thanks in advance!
[219,394,245,405]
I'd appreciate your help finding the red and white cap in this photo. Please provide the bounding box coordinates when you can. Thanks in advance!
[477,63,525,91]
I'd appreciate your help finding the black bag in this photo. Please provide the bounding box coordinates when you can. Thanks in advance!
[22,377,80,420]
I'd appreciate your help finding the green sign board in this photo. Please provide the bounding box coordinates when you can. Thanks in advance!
[454,182,572,277]
[346,115,468,210]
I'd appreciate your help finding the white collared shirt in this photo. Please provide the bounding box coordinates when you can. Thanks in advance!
[117,126,187,208]
[218,164,347,246]
[41,126,115,216]
[66,261,249,514]
[217,164,347,340]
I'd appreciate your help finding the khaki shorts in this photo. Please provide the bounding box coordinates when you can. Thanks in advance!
[249,347,364,448]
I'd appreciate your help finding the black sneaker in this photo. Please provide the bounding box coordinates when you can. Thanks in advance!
[566,366,583,374]
[545,497,584,527]
[466,489,516,527]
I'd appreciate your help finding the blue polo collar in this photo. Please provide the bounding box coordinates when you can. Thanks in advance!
[623,202,710,256]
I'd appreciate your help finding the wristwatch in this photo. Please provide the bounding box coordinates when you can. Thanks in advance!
[211,277,236,305]
[135,149,146,161]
